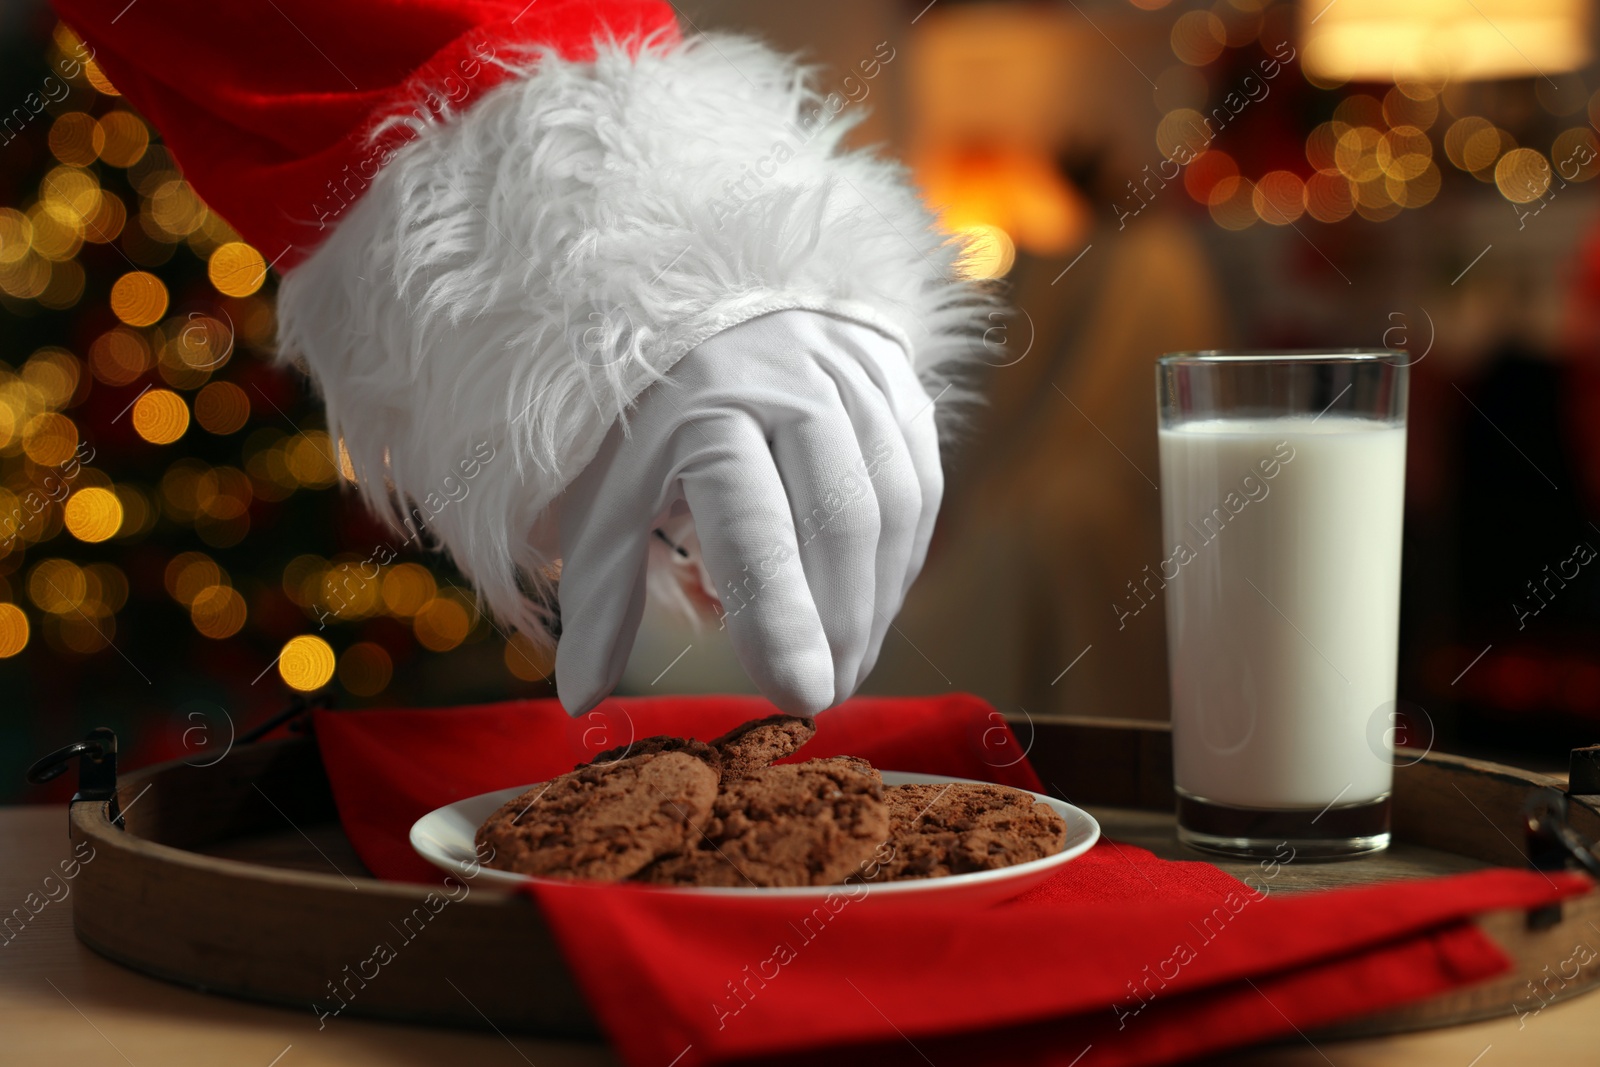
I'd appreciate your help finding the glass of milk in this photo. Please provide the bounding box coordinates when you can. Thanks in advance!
[1157,351,1408,858]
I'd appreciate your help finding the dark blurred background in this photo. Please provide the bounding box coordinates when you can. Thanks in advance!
[4,0,1599,801]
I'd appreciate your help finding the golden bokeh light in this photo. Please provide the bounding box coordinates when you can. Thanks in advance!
[165,551,224,606]
[132,388,189,445]
[63,487,123,543]
[1463,125,1513,176]
[1183,150,1239,206]
[1444,117,1493,170]
[1354,180,1402,222]
[148,179,207,237]
[29,558,86,614]
[919,148,1086,258]
[198,467,251,521]
[1377,126,1433,181]
[1156,108,1210,162]
[194,381,250,434]
[1305,170,1356,223]
[40,165,102,227]
[953,224,1016,280]
[1553,127,1600,181]
[113,484,154,540]
[88,327,152,386]
[97,111,150,168]
[0,208,31,265]
[110,271,168,327]
[337,438,356,482]
[1334,126,1384,183]
[23,348,81,408]
[1209,181,1258,230]
[381,563,437,617]
[170,314,233,372]
[1389,161,1442,208]
[320,559,382,618]
[27,204,82,262]
[1305,122,1340,172]
[504,632,553,682]
[339,642,393,696]
[1495,148,1553,203]
[82,189,127,244]
[1382,87,1439,131]
[208,242,266,297]
[0,603,28,658]
[0,489,19,535]
[52,23,87,58]
[1332,94,1384,130]
[48,112,103,167]
[1250,171,1306,225]
[1394,77,1445,102]
[285,432,339,488]
[22,412,78,466]
[414,596,471,652]
[1170,10,1226,66]
[57,613,113,654]
[83,54,119,96]
[279,634,337,691]
[191,585,247,639]
[156,344,213,391]
[0,257,49,301]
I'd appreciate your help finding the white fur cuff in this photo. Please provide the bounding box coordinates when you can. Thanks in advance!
[274,31,990,636]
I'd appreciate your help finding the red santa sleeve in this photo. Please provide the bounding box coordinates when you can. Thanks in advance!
[52,0,988,636]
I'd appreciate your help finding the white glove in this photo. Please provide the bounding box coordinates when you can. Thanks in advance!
[554,309,944,716]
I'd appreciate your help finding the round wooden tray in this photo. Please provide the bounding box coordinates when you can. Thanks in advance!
[61,714,1600,1040]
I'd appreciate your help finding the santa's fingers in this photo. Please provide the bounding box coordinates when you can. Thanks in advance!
[677,413,837,716]
[769,375,881,706]
[807,348,923,693]
[817,317,946,604]
[552,420,662,717]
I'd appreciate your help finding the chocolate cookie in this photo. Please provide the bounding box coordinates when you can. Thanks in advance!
[709,714,817,779]
[477,750,719,881]
[877,782,1066,881]
[580,735,720,771]
[638,757,888,887]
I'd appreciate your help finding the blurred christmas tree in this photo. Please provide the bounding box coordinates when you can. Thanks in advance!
[1,14,554,802]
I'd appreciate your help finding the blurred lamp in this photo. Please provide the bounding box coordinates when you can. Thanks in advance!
[1301,0,1591,82]
[909,3,1091,272]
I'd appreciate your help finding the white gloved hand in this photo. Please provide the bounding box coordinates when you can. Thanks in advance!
[554,309,943,716]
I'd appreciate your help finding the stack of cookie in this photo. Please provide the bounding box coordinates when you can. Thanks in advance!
[475,715,1068,888]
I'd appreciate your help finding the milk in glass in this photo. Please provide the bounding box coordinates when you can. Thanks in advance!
[1158,416,1406,809]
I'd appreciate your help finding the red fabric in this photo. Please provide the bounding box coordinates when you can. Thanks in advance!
[314,693,1042,884]
[52,0,678,269]
[312,695,1591,1066]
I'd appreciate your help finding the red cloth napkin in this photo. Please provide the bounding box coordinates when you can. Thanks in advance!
[315,693,1041,883]
[312,695,1590,1067]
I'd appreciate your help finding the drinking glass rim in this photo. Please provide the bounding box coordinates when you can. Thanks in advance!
[1159,349,1407,365]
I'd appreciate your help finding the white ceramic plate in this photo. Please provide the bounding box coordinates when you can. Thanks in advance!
[410,771,1100,905]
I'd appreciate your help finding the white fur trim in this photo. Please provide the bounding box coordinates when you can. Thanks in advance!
[275,32,992,638]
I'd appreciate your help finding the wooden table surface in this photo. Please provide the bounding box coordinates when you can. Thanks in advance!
[2,804,1595,1067]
